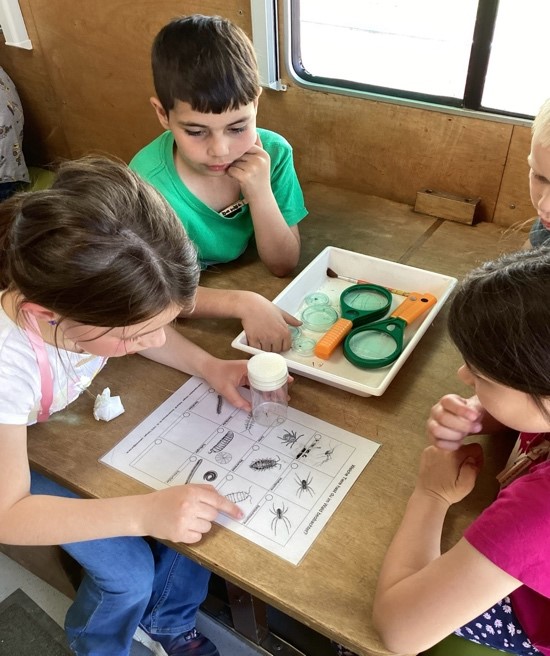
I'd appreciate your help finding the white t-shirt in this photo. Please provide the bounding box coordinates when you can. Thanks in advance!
[0,299,107,425]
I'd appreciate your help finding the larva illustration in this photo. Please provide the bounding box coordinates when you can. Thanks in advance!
[225,487,252,504]
[208,430,234,454]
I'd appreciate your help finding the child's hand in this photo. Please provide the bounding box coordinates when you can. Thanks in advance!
[145,484,243,544]
[240,294,302,352]
[203,358,252,411]
[227,134,271,202]
[427,394,485,450]
[415,444,483,506]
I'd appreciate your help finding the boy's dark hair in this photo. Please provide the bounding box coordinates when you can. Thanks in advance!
[0,156,200,327]
[152,14,261,114]
[448,247,550,410]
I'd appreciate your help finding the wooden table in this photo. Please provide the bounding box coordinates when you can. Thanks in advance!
[25,184,526,656]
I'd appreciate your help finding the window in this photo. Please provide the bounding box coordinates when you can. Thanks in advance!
[286,0,549,119]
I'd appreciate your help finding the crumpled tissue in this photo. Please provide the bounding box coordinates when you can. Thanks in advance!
[93,387,125,422]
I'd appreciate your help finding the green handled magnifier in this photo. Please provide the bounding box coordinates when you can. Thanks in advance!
[314,284,393,359]
[343,292,437,368]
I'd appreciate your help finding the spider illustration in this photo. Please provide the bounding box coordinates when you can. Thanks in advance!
[278,429,304,448]
[269,503,291,535]
[294,472,315,498]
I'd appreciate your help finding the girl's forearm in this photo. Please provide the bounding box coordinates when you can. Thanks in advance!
[190,287,255,320]
[0,493,148,545]
[375,490,449,596]
[140,325,214,378]
[372,491,450,650]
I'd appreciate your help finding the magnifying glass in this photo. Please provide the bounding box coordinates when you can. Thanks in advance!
[343,292,437,368]
[314,284,393,359]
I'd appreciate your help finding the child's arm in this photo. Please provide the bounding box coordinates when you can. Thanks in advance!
[427,393,505,450]
[189,287,301,352]
[372,445,521,654]
[0,423,242,546]
[228,134,301,277]
[139,324,251,411]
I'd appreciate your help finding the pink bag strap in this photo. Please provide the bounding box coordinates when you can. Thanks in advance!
[23,313,53,422]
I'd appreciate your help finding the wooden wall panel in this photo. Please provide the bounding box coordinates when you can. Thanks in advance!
[0,0,70,164]
[11,0,252,162]
[0,0,252,163]
[493,124,534,228]
[0,0,533,225]
[258,90,512,221]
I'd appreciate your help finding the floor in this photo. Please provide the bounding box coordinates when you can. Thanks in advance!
[0,551,266,656]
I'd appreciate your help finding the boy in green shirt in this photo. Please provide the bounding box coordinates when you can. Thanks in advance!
[131,14,307,351]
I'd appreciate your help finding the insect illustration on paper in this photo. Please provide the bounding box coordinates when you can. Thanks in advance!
[209,430,234,454]
[216,394,223,415]
[295,435,321,461]
[270,503,291,535]
[184,458,203,484]
[225,486,252,504]
[244,412,255,434]
[316,442,338,465]
[294,472,315,498]
[278,429,303,449]
[249,456,281,472]
[215,451,232,465]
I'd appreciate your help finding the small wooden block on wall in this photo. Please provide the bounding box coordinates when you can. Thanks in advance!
[414,189,481,225]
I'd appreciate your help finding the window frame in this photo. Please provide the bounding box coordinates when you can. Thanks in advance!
[282,0,532,126]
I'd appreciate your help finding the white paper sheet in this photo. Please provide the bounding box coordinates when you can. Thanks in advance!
[100,377,380,564]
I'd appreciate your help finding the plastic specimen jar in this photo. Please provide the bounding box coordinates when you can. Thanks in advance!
[246,353,288,427]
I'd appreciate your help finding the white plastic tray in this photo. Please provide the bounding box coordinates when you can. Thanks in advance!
[231,247,457,397]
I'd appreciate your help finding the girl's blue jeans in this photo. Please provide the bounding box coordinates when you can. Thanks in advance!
[30,471,211,656]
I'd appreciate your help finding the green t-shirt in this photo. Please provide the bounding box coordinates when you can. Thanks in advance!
[129,128,307,265]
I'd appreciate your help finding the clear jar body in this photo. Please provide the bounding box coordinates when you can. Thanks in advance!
[250,382,288,426]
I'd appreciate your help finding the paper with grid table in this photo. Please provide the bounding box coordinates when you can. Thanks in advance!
[100,377,379,564]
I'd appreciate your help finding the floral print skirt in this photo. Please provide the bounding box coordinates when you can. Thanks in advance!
[455,597,540,655]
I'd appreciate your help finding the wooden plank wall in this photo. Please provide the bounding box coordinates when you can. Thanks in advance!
[0,0,534,227]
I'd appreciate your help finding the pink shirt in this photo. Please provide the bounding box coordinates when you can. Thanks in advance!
[465,433,550,655]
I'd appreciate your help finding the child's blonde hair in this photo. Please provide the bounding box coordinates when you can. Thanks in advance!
[532,98,550,148]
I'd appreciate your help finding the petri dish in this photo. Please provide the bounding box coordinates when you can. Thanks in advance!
[291,336,316,356]
[301,305,338,332]
[288,325,302,341]
[304,292,330,306]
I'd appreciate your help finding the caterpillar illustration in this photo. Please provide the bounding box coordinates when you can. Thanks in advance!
[209,430,234,454]
[249,455,281,471]
[225,486,252,504]
[216,394,223,414]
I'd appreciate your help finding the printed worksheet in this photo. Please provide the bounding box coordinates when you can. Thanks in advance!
[100,377,380,564]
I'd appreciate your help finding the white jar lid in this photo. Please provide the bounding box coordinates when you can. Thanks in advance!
[247,353,288,391]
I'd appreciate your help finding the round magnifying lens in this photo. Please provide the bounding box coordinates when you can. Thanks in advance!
[342,288,389,312]
[304,292,330,306]
[346,330,398,367]
[301,305,338,332]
